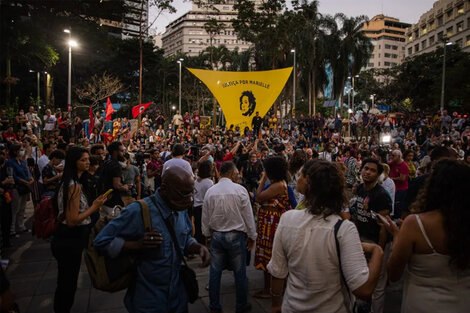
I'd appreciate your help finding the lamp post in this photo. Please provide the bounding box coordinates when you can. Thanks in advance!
[351,74,359,112]
[64,29,77,111]
[291,48,296,117]
[440,37,453,116]
[29,70,40,106]
[177,58,183,113]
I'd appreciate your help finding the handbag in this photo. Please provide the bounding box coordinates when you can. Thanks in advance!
[150,196,199,303]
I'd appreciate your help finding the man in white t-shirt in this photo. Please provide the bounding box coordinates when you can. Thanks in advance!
[172,110,183,131]
[162,143,192,176]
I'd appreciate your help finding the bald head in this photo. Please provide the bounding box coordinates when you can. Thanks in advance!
[159,166,195,211]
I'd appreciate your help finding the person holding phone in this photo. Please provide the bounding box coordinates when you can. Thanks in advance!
[349,158,392,313]
[51,146,107,313]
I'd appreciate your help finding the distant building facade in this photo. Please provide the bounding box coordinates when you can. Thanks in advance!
[99,0,149,39]
[361,15,411,69]
[405,0,470,57]
[161,1,261,57]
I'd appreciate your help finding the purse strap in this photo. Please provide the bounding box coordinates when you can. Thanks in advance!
[334,219,357,312]
[150,196,188,267]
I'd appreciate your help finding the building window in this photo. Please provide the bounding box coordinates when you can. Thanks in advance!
[437,15,443,26]
[392,45,398,50]
[446,26,453,37]
[408,47,412,55]
[438,31,444,40]
[384,61,391,66]
[415,44,419,52]
[378,62,381,66]
[429,36,435,45]
[421,26,427,35]
[446,10,453,21]
[385,44,391,49]
[422,40,427,49]
[368,63,374,67]
[457,4,464,15]
[456,39,463,48]
[457,22,463,32]
[414,30,419,38]
[429,21,435,30]
[468,17,470,28]
[384,53,390,58]
[467,35,470,47]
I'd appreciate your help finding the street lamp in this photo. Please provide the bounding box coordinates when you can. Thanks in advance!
[350,74,359,112]
[440,37,453,116]
[29,70,40,107]
[291,48,296,117]
[177,58,183,113]
[64,29,77,111]
[370,94,375,109]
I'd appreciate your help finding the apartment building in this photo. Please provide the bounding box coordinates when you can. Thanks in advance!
[161,1,261,57]
[361,15,411,69]
[405,0,470,57]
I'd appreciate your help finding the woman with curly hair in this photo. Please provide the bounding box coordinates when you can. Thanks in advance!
[254,156,294,298]
[268,160,383,312]
[383,159,470,313]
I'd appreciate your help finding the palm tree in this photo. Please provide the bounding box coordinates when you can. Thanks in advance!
[293,0,331,115]
[329,14,373,116]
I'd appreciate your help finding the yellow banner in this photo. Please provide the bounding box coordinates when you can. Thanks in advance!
[187,67,293,129]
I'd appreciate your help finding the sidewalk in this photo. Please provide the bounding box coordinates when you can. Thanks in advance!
[3,202,402,313]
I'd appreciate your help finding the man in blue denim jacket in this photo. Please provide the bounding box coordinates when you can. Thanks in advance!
[94,166,210,313]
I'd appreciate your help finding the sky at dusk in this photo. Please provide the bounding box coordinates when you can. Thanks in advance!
[150,0,437,34]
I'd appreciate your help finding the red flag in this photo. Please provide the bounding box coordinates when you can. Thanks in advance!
[105,97,114,122]
[132,102,152,119]
[89,106,94,135]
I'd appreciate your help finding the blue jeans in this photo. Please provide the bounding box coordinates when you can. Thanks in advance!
[209,231,248,312]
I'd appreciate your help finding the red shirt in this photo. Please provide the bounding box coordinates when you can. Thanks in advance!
[3,131,17,142]
[192,114,200,127]
[223,152,234,162]
[183,115,191,128]
[389,161,409,191]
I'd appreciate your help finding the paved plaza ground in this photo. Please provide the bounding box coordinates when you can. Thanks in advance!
[2,202,403,313]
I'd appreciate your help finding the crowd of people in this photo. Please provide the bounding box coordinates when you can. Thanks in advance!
[0,104,470,313]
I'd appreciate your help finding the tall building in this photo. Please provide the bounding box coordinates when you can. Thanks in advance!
[161,1,261,57]
[405,0,470,57]
[361,15,411,69]
[98,0,149,39]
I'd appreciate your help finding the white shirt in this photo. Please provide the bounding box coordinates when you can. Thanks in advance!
[172,114,183,126]
[202,178,257,240]
[267,211,369,313]
[37,154,50,183]
[162,158,193,176]
[381,177,396,213]
[193,178,213,207]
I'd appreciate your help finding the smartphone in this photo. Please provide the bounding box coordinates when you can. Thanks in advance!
[103,189,113,198]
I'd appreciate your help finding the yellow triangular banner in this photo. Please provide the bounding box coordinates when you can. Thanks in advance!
[187,67,293,129]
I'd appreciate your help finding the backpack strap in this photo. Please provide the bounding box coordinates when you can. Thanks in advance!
[137,199,152,232]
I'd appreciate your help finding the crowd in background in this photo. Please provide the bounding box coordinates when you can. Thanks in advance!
[1,104,470,313]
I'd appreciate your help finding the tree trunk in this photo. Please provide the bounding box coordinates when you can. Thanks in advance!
[6,58,11,107]
[312,71,316,116]
[308,72,312,116]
